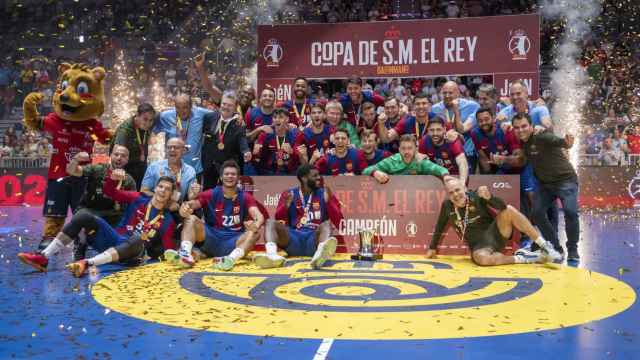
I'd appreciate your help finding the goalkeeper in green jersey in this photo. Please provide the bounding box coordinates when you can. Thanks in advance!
[363,134,449,184]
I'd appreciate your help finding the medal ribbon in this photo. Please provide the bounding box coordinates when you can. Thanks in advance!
[298,189,313,225]
[454,198,469,241]
[293,101,307,123]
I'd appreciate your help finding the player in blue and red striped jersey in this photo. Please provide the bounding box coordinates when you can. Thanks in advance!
[18,171,178,277]
[165,160,265,271]
[360,129,391,166]
[470,108,524,174]
[379,93,442,147]
[278,77,316,127]
[296,104,335,166]
[315,128,367,176]
[419,116,469,184]
[253,108,304,175]
[339,75,385,127]
[358,102,384,140]
[253,164,344,269]
[245,87,276,143]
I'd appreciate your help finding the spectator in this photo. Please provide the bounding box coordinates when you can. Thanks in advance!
[599,137,623,165]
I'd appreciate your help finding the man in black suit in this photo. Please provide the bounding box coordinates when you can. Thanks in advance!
[201,92,252,190]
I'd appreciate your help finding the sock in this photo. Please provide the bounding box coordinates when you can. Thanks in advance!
[228,248,245,262]
[533,236,549,248]
[265,242,278,256]
[41,238,66,258]
[180,241,193,254]
[87,252,113,266]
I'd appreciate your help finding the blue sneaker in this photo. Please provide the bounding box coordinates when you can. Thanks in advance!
[518,238,532,251]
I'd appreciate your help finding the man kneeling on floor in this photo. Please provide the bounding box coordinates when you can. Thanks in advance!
[253,164,344,269]
[426,176,562,265]
[18,171,177,276]
[165,160,264,271]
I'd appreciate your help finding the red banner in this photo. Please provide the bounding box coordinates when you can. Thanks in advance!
[258,14,539,88]
[251,175,520,255]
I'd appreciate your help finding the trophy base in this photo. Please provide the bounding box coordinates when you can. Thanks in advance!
[351,254,383,261]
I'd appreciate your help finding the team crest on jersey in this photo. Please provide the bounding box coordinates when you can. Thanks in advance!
[441,151,449,159]
[313,201,320,210]
[233,206,240,214]
[346,161,353,171]
[323,139,330,148]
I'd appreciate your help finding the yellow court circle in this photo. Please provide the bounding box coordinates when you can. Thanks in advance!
[91,254,636,340]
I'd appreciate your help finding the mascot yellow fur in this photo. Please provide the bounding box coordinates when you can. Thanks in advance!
[23,63,111,249]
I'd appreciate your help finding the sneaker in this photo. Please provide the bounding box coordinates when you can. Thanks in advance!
[254,254,286,269]
[66,260,88,278]
[17,252,48,272]
[310,237,337,269]
[518,238,532,251]
[213,256,235,271]
[164,249,195,269]
[567,248,580,262]
[514,249,548,264]
[540,242,564,263]
[514,248,541,257]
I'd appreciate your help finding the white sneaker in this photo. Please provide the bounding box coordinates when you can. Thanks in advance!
[164,249,195,269]
[514,249,547,264]
[541,242,563,263]
[310,237,337,269]
[253,254,286,269]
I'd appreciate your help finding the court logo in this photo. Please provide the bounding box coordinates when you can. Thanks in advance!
[508,29,531,60]
[92,255,636,341]
[263,39,283,67]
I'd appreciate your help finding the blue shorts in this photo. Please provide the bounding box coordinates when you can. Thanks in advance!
[284,228,318,257]
[88,217,127,253]
[520,164,538,193]
[201,227,241,257]
[43,177,87,217]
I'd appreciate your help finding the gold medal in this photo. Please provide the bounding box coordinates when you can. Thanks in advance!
[300,216,308,225]
[147,229,156,239]
[218,142,225,150]
[277,158,284,167]
[140,232,149,241]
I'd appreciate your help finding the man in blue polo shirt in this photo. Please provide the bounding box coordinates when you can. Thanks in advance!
[153,94,213,176]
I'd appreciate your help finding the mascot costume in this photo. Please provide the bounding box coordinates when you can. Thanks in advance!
[23,63,111,250]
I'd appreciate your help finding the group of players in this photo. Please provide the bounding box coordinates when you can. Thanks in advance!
[17,74,576,277]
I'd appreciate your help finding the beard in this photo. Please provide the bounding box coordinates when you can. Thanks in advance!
[306,178,319,191]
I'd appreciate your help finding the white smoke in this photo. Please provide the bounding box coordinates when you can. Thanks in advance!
[541,0,602,165]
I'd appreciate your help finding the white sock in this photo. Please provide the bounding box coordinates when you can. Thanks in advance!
[228,248,245,262]
[265,242,278,255]
[42,238,65,258]
[180,241,193,254]
[533,236,548,248]
[87,252,112,266]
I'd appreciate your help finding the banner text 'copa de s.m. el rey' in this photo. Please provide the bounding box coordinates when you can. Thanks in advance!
[258,14,539,98]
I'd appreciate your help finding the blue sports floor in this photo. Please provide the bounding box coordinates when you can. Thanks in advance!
[0,206,638,360]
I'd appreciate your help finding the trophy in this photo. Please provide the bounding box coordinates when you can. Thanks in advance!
[351,228,383,261]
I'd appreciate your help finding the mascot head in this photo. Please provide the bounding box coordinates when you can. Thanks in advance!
[52,63,105,121]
